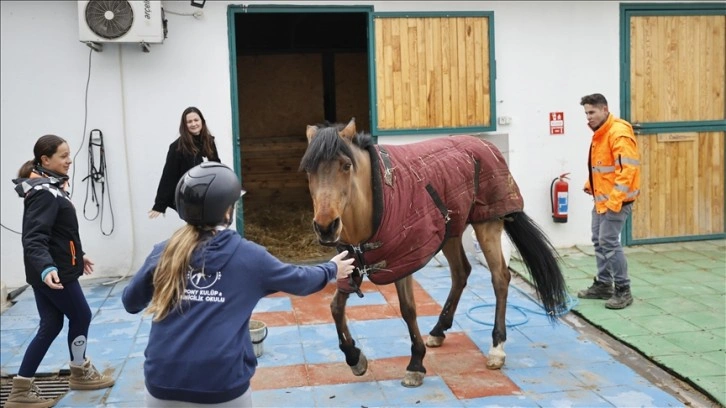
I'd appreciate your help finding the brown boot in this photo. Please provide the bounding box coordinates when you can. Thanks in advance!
[68,358,115,390]
[5,376,56,408]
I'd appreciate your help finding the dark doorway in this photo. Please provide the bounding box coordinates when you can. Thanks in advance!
[233,10,370,261]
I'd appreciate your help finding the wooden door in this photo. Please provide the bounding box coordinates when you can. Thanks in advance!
[624,5,726,244]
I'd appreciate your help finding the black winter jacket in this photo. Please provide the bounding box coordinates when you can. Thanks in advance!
[152,137,220,213]
[14,176,85,286]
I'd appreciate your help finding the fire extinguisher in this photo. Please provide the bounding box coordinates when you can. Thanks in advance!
[551,173,570,223]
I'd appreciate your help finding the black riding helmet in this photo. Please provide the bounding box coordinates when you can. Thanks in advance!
[175,162,245,226]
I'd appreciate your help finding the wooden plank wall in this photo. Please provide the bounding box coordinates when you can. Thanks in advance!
[630,15,726,123]
[374,16,491,130]
[632,131,725,239]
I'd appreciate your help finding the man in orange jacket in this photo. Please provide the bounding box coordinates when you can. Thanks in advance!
[577,93,640,309]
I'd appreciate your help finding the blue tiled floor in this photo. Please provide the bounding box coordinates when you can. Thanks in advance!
[0,255,696,407]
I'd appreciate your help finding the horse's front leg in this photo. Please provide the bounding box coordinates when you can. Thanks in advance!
[331,289,367,376]
[427,239,470,347]
[395,276,427,387]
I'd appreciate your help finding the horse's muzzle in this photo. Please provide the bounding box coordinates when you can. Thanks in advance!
[313,218,341,245]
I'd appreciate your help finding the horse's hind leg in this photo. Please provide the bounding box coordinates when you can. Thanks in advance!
[331,289,368,376]
[473,220,510,369]
[426,237,471,348]
[395,275,427,387]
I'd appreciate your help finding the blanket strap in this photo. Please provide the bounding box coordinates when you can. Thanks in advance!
[426,184,451,224]
[378,146,394,187]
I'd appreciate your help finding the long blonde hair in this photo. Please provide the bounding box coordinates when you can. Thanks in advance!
[147,206,233,321]
[147,225,204,321]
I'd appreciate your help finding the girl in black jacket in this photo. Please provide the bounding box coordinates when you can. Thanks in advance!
[149,106,220,218]
[7,135,114,408]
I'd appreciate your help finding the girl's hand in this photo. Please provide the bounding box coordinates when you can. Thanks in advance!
[44,270,64,290]
[83,256,95,275]
[331,250,355,280]
[148,210,164,219]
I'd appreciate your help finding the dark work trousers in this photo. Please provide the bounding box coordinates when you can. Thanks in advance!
[18,279,92,377]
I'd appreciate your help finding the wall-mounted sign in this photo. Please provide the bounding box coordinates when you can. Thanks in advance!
[656,133,697,143]
[549,112,564,135]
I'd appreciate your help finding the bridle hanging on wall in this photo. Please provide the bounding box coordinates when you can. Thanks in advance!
[82,129,115,236]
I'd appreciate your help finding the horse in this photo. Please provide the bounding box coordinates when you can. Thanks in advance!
[299,118,567,388]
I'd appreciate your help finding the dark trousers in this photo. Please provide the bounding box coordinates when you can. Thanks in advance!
[18,279,92,377]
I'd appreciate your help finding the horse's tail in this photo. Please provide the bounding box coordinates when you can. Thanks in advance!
[503,212,568,321]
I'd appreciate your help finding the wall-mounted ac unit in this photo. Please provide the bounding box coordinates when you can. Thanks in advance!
[78,1,166,45]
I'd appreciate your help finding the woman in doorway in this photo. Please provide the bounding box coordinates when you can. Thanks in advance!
[7,135,115,408]
[124,162,354,406]
[149,106,220,218]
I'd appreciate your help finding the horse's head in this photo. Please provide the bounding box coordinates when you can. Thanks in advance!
[299,118,371,246]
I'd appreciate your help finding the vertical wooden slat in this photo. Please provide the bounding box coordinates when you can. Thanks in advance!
[431,18,443,126]
[441,18,452,127]
[408,19,420,126]
[391,20,402,127]
[399,18,411,128]
[448,18,460,127]
[465,18,476,122]
[417,18,428,128]
[456,18,467,126]
[374,22,384,127]
[383,21,394,128]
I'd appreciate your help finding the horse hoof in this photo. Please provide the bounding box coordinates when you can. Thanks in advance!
[351,352,368,376]
[486,344,506,369]
[401,371,425,388]
[425,335,445,348]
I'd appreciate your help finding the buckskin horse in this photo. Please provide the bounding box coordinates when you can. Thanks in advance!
[299,118,567,387]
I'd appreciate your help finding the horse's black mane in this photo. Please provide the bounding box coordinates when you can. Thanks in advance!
[299,122,373,173]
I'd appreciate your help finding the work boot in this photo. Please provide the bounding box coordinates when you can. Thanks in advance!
[5,376,56,408]
[577,278,613,299]
[68,358,115,390]
[606,285,633,309]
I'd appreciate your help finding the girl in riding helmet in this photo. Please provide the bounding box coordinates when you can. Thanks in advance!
[123,162,353,407]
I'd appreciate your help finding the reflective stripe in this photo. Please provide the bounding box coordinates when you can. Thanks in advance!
[620,157,640,166]
[626,189,639,199]
[595,194,609,202]
[614,184,629,193]
[592,165,615,173]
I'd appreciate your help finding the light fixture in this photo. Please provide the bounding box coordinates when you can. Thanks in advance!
[190,0,206,8]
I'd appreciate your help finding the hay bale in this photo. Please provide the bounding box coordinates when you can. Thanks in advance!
[243,205,336,263]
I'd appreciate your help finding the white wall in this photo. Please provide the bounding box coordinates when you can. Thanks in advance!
[0,0,635,288]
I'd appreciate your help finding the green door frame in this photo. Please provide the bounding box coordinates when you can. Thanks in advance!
[226,4,374,234]
[619,2,726,245]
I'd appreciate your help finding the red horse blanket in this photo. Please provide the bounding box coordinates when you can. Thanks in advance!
[338,135,524,292]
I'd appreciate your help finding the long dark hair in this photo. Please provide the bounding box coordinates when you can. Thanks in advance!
[18,134,67,177]
[177,106,217,160]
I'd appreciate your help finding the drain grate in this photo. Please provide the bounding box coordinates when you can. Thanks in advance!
[0,374,70,407]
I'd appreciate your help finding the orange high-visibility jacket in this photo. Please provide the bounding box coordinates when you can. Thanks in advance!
[584,114,641,214]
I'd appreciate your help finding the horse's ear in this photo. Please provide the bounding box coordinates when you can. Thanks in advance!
[339,118,356,140]
[306,125,318,144]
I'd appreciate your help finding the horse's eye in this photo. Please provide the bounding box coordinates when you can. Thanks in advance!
[343,163,352,171]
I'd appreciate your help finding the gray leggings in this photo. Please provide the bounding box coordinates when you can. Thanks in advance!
[144,387,252,407]
[591,204,632,287]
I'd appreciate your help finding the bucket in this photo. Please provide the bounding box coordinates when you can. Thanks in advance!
[249,320,268,357]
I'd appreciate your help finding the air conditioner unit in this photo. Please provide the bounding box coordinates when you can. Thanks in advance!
[78,1,166,45]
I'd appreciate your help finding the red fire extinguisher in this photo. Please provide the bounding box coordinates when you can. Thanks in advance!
[551,173,570,223]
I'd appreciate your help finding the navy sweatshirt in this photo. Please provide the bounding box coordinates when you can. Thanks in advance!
[14,176,85,286]
[122,229,337,404]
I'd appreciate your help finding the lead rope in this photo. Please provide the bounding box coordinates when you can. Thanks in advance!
[82,129,115,236]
